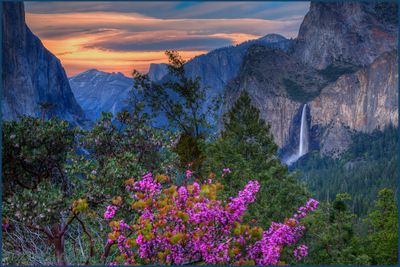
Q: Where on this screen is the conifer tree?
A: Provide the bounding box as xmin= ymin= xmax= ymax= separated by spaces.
xmin=205 ymin=91 xmax=308 ymax=227
xmin=365 ymin=188 xmax=398 ymax=265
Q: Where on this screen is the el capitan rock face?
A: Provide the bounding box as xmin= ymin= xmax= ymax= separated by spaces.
xmin=2 ymin=2 xmax=85 ymax=123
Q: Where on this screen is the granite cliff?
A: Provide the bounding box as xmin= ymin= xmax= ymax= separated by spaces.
xmin=292 ymin=2 xmax=398 ymax=70
xmin=223 ymin=1 xmax=398 ymax=158
xmin=2 ymin=2 xmax=85 ymax=124
xmin=310 ymin=50 xmax=398 ymax=156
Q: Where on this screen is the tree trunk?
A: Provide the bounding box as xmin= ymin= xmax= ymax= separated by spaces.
xmin=51 ymin=224 xmax=67 ymax=265
xmin=53 ymin=235 xmax=66 ymax=265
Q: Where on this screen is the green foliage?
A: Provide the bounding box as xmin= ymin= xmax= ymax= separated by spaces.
xmin=301 ymin=194 xmax=370 ymax=265
xmin=2 ymin=109 xmax=178 ymax=265
xmin=73 ymin=105 xmax=178 ymax=221
xmin=293 ymin=124 xmax=397 ymax=216
xmin=173 ymin=134 xmax=205 ymax=170
xmin=283 ymin=79 xmax=319 ymax=103
xmin=205 ymin=91 xmax=308 ymax=227
xmin=133 ymin=51 xmax=219 ymax=168
xmin=3 ymin=181 xmax=69 ymax=227
xmin=318 ymin=63 xmax=358 ymax=82
xmin=364 ymin=188 xmax=398 ymax=265
xmin=2 ymin=116 xmax=75 ymax=202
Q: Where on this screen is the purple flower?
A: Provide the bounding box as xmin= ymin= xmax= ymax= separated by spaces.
xmin=186 ymin=169 xmax=193 ymax=178
xmin=294 ymin=244 xmax=308 ymax=260
xmin=104 ymin=205 xmax=118 ymax=220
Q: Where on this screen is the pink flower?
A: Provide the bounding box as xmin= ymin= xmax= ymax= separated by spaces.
xmin=105 ymin=171 xmax=318 ymax=266
xmin=293 ymin=244 xmax=308 ymax=260
xmin=192 ymin=182 xmax=200 ymax=194
xmin=104 ymin=205 xmax=118 ymax=220
xmin=178 ymin=186 xmax=188 ymax=202
xmin=2 ymin=222 xmax=9 ymax=230
xmin=185 ymin=169 xmax=193 ymax=178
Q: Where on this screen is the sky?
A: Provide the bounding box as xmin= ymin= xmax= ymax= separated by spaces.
xmin=25 ymin=1 xmax=310 ymax=77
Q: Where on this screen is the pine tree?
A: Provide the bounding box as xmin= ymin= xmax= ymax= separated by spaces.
xmin=365 ymin=188 xmax=398 ymax=265
xmin=301 ymin=193 xmax=370 ymax=265
xmin=205 ymin=91 xmax=308 ymax=227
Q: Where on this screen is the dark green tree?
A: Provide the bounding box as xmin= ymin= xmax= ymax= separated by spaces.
xmin=2 ymin=117 xmax=92 ymax=265
xmin=39 ymin=101 xmax=56 ymax=122
xmin=301 ymin=193 xmax=370 ymax=265
xmin=132 ymin=51 xmax=215 ymax=170
xmin=364 ymin=188 xmax=398 ymax=265
xmin=205 ymin=91 xmax=308 ymax=227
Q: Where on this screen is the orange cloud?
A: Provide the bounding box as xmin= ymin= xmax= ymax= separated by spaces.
xmin=26 ymin=11 xmax=302 ymax=76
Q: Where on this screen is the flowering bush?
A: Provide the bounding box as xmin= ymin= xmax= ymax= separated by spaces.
xmin=104 ymin=172 xmax=318 ymax=265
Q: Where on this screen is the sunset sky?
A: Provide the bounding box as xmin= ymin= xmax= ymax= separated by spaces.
xmin=25 ymin=1 xmax=309 ymax=77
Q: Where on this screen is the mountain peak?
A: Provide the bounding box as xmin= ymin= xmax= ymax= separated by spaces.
xmin=83 ymin=68 xmax=101 ymax=74
xmin=259 ymin=33 xmax=288 ymax=43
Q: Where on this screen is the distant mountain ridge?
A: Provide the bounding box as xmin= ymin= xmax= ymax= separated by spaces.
xmin=69 ymin=69 xmax=134 ymax=121
xmin=147 ymin=33 xmax=293 ymax=125
xmin=73 ymin=33 xmax=293 ymax=123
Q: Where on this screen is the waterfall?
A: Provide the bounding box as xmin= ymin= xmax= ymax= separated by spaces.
xmin=284 ymin=104 xmax=309 ymax=165
xmin=298 ymin=104 xmax=308 ymax=157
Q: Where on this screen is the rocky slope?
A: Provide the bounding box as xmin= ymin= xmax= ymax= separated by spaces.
xmin=69 ymin=69 xmax=134 ymax=121
xmin=147 ymin=34 xmax=293 ymax=125
xmin=223 ymin=1 xmax=398 ymax=158
xmin=2 ymin=2 xmax=85 ymax=124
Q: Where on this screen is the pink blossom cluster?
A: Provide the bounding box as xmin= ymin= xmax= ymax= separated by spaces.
xmin=294 ymin=198 xmax=319 ymax=219
xmin=248 ymin=199 xmax=318 ymax=265
xmin=105 ymin=173 xmax=318 ymax=265
xmin=126 ymin=172 xmax=161 ymax=198
xmin=293 ymin=244 xmax=308 ymax=260
xmin=104 ymin=205 xmax=118 ymax=220
xmin=228 ymin=180 xmax=260 ymax=220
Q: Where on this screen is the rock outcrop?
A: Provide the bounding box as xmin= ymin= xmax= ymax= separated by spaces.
xmin=223 ymin=44 xmax=328 ymax=147
xmin=292 ymin=2 xmax=398 ymax=70
xmin=147 ymin=63 xmax=169 ymax=82
xmin=2 ymin=2 xmax=85 ymax=123
xmin=309 ymin=50 xmax=398 ymax=155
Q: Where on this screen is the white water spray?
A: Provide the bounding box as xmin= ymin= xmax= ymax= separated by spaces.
xmin=298 ymin=104 xmax=308 ymax=157
xmin=284 ymin=104 xmax=309 ymax=165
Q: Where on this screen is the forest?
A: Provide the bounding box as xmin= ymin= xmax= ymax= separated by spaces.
xmin=1 ymin=51 xmax=398 ymax=266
